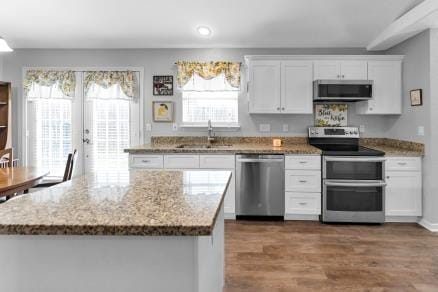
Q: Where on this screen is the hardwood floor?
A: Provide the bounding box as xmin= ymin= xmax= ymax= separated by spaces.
xmin=224 ymin=220 xmax=438 ymax=292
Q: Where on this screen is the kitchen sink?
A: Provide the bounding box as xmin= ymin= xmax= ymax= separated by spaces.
xmin=175 ymin=144 xmax=233 ymax=149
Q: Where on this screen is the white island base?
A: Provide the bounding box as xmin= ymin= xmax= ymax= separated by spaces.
xmin=0 ymin=207 xmax=224 ymax=292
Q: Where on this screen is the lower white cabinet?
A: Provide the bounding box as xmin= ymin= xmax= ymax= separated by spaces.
xmin=385 ymin=157 xmax=422 ymax=217
xmin=129 ymin=154 xmax=236 ymax=216
xmin=285 ymin=192 xmax=321 ymax=215
xmin=284 ymin=155 xmax=322 ymax=218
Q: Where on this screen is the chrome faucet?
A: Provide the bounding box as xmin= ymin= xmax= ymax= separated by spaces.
xmin=207 ymin=120 xmax=215 ymax=143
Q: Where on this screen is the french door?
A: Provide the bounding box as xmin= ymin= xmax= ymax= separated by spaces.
xmin=26 ymin=70 xmax=141 ymax=179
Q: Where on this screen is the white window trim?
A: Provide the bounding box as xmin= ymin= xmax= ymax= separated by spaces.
xmin=21 ymin=66 xmax=144 ymax=170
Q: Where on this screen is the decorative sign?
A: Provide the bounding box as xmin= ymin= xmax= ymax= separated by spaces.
xmin=153 ymin=75 xmax=173 ymax=96
xmin=410 ymin=89 xmax=422 ymax=106
xmin=314 ymin=104 xmax=348 ymax=127
xmin=153 ymin=101 xmax=174 ymax=122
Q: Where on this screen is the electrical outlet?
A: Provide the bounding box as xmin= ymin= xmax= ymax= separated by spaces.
xmin=418 ymin=126 xmax=424 ymax=136
xmin=259 ymin=124 xmax=271 ymax=132
xmin=145 ymin=123 xmax=152 ymax=132
xmin=172 ymin=123 xmax=178 ymax=131
xmin=282 ymin=124 xmax=289 ymax=132
xmin=359 ymin=125 xmax=365 ymax=133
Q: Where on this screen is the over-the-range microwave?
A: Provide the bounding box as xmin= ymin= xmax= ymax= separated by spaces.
xmin=313 ymin=79 xmax=373 ymax=102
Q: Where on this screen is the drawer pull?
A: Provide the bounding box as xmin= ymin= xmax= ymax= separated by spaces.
xmin=299 ymin=161 xmax=308 ymax=164
xmin=299 ymin=180 xmax=308 ymax=183
xmin=298 ymin=202 xmax=308 ymax=205
xmin=142 ymin=160 xmax=150 ymax=163
xmin=397 ymin=162 xmax=407 ymax=166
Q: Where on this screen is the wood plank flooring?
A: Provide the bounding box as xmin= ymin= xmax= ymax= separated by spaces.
xmin=224 ymin=220 xmax=438 ymax=292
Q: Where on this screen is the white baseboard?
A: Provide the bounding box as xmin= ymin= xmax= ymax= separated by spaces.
xmin=224 ymin=213 xmax=235 ymax=220
xmin=419 ymin=219 xmax=438 ymax=232
xmin=284 ymin=214 xmax=320 ymax=221
xmin=385 ymin=216 xmax=420 ymax=223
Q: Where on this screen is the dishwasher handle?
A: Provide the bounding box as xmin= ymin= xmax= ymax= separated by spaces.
xmin=237 ymin=158 xmax=284 ymax=163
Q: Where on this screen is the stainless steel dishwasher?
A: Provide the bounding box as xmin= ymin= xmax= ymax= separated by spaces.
xmin=236 ymin=154 xmax=285 ymax=219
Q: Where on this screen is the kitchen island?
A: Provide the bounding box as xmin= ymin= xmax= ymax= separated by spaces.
xmin=0 ymin=170 xmax=231 ymax=292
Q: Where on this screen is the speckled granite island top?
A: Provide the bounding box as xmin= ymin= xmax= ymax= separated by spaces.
xmin=0 ymin=170 xmax=232 ymax=236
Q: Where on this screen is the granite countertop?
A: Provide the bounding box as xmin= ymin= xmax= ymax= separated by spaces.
xmin=0 ymin=170 xmax=232 ymax=236
xmin=125 ymin=136 xmax=424 ymax=157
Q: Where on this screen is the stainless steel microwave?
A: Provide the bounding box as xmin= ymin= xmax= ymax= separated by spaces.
xmin=313 ymin=80 xmax=373 ymax=102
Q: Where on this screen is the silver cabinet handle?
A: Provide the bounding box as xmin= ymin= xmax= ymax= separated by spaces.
xmin=397 ymin=162 xmax=407 ymax=165
xmin=299 ymin=180 xmax=308 ymax=183
xmin=337 ymin=75 xmax=340 ymax=78
xmin=325 ymin=181 xmax=387 ymax=187
xmin=277 ymin=107 xmax=280 ymax=111
xmin=298 ymin=202 xmax=308 ymax=205
xmin=299 ymin=161 xmax=308 ymax=164
xmin=342 ymin=75 xmax=345 ymax=78
xmin=142 ymin=160 xmax=150 ymax=163
xmin=281 ymin=107 xmax=285 ymax=110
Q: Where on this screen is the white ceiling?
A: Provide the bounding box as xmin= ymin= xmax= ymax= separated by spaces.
xmin=0 ymin=0 xmax=424 ymax=49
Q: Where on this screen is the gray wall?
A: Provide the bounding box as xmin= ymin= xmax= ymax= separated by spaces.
xmin=2 ymin=48 xmax=389 ymax=160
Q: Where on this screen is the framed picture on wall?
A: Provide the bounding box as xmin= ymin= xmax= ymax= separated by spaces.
xmin=410 ymin=89 xmax=422 ymax=106
xmin=153 ymin=75 xmax=173 ymax=96
xmin=153 ymin=101 xmax=174 ymax=122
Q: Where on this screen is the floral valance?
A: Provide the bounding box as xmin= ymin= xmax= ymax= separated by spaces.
xmin=176 ymin=61 xmax=241 ymax=89
xmin=84 ymin=71 xmax=137 ymax=100
xmin=24 ymin=70 xmax=76 ymax=99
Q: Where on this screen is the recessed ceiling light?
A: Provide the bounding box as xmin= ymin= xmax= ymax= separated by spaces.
xmin=197 ymin=26 xmax=212 ymax=36
xmin=0 ymin=37 xmax=13 ymax=52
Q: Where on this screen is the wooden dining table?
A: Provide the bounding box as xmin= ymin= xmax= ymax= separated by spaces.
xmin=0 ymin=167 xmax=49 ymax=198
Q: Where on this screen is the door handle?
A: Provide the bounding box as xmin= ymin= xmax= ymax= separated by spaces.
xmin=324 ymin=181 xmax=387 ymax=187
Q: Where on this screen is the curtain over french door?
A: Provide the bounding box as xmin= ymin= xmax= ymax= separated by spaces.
xmin=26 ymin=70 xmax=141 ymax=179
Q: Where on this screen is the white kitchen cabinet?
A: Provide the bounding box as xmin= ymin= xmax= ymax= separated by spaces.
xmin=285 ymin=155 xmax=321 ymax=170
xmin=280 ymin=61 xmax=313 ymax=114
xmin=248 ymin=60 xmax=313 ymax=114
xmin=129 ymin=155 xmax=164 ymax=169
xmin=200 ymin=155 xmax=236 ymax=216
xmin=285 ymin=170 xmax=321 ymax=193
xmin=385 ymin=157 xmax=422 ymax=217
xmin=164 ymin=155 xmax=200 ymax=169
xmin=285 ymin=192 xmax=321 ymax=215
xmin=248 ymin=60 xmax=281 ymax=113
xmin=356 ymin=60 xmax=402 ymax=115
xmin=313 ymin=60 xmax=367 ymax=80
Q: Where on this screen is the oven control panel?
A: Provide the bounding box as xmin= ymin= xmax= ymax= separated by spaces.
xmin=308 ymin=127 xmax=360 ymax=138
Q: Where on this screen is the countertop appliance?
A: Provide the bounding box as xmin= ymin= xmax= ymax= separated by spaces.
xmin=313 ymin=80 xmax=373 ymax=102
xmin=308 ymin=127 xmax=386 ymax=223
xmin=236 ymin=154 xmax=284 ymax=219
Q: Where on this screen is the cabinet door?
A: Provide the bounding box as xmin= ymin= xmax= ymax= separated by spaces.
xmin=340 ymin=61 xmax=367 ymax=80
xmin=357 ymin=61 xmax=402 ymax=115
xmin=386 ymin=171 xmax=422 ymax=216
xmin=313 ymin=61 xmax=341 ymax=80
xmin=248 ymin=60 xmax=281 ymax=113
xmin=281 ymin=61 xmax=313 ymax=114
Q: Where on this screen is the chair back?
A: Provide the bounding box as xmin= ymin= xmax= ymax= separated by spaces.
xmin=62 ymin=149 xmax=77 ymax=182
xmin=0 ymin=148 xmax=13 ymax=168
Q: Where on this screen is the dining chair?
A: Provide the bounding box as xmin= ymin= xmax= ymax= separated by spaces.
xmin=34 ymin=149 xmax=78 ymax=188
xmin=0 ymin=148 xmax=13 ymax=168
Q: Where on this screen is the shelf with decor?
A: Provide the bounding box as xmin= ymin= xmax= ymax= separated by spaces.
xmin=0 ymin=81 xmax=12 ymax=150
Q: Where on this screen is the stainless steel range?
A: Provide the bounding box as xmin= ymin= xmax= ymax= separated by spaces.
xmin=308 ymin=126 xmax=386 ymax=223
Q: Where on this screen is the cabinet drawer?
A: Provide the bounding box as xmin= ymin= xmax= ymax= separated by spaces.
xmin=285 ymin=170 xmax=321 ymax=192
xmin=200 ymin=155 xmax=235 ymax=169
xmin=130 ymin=155 xmax=163 ymax=169
xmin=164 ymin=155 xmax=200 ymax=169
xmin=285 ymin=192 xmax=321 ymax=215
xmin=285 ymin=155 xmax=321 ymax=170
xmin=386 ymin=157 xmax=421 ymax=172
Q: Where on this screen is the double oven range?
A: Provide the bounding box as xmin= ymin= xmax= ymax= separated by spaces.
xmin=308 ymin=127 xmax=386 ymax=223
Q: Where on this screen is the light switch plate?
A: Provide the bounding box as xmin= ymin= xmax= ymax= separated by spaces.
xmin=282 ymin=124 xmax=289 ymax=132
xmin=172 ymin=123 xmax=178 ymax=131
xmin=259 ymin=124 xmax=271 ymax=132
xmin=145 ymin=123 xmax=152 ymax=132
xmin=418 ymin=126 xmax=424 ymax=136
xmin=359 ymin=125 xmax=365 ymax=133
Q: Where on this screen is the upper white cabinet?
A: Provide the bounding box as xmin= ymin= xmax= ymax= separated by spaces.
xmin=313 ymin=60 xmax=367 ymax=80
xmin=248 ymin=60 xmax=313 ymax=114
xmin=281 ymin=61 xmax=313 ymax=114
xmin=356 ymin=60 xmax=402 ymax=115
xmin=248 ymin=60 xmax=281 ymax=113
xmin=245 ymin=55 xmax=403 ymax=116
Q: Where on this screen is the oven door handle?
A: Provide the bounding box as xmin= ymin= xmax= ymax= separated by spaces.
xmin=324 ymin=157 xmax=386 ymax=162
xmin=324 ymin=181 xmax=387 ymax=187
